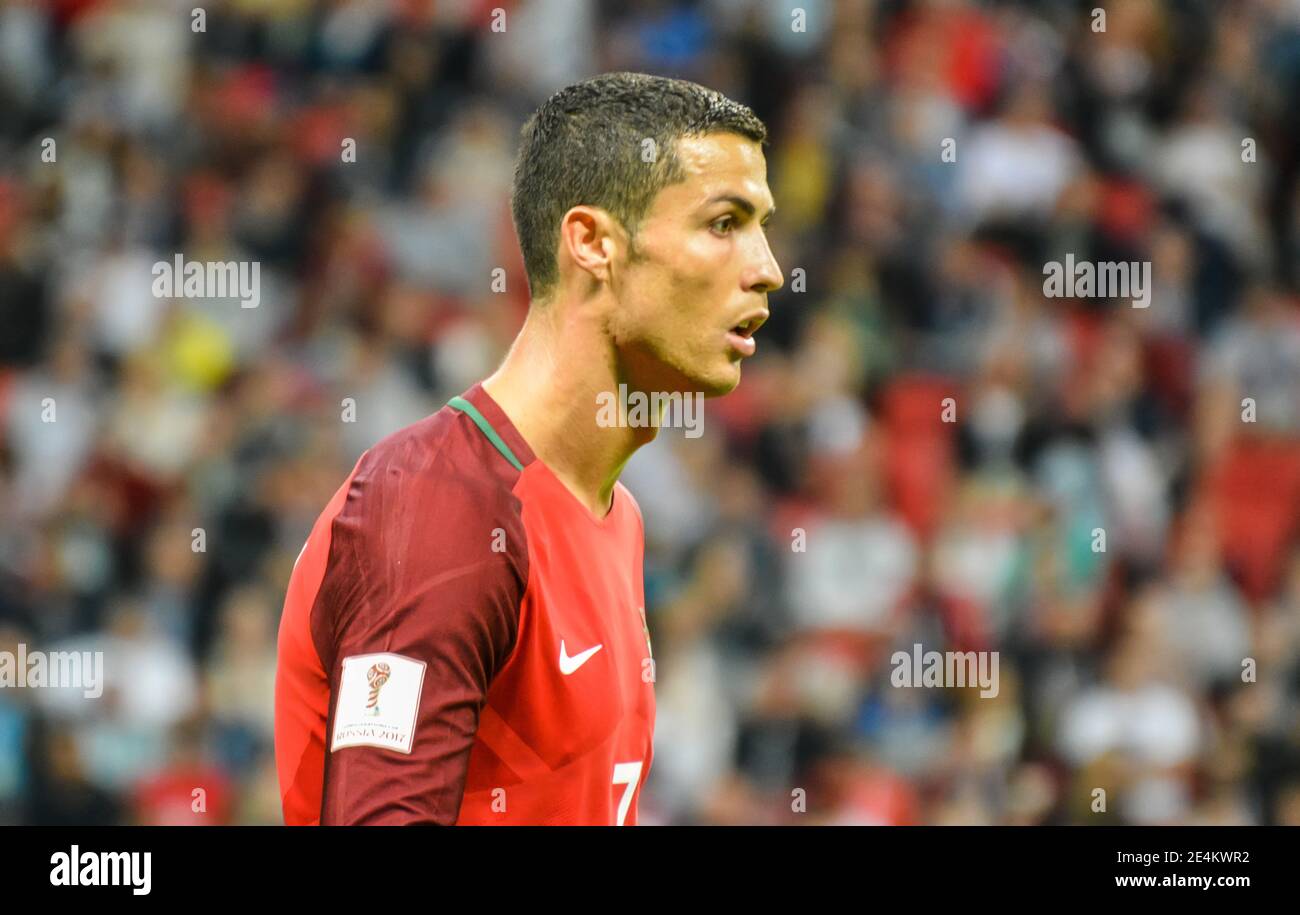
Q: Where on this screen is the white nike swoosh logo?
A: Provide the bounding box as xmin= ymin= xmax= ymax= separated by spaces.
xmin=559 ymin=640 xmax=603 ymax=675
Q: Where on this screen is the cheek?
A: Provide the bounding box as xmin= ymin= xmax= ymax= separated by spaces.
xmin=619 ymin=237 xmax=730 ymax=347
xmin=622 ymin=273 xmax=686 ymax=332
xmin=664 ymin=242 xmax=732 ymax=322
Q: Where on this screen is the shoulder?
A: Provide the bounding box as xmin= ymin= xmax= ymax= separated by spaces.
xmin=349 ymin=405 xmax=526 ymax=528
xmin=329 ymin=405 xmax=531 ymax=597
xmin=311 ymin=406 xmax=531 ymax=665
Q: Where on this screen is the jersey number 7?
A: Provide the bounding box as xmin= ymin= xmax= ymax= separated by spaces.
xmin=612 ymin=761 xmax=643 ymax=826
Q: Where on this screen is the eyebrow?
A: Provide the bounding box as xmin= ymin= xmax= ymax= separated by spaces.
xmin=704 ymin=194 xmax=776 ymax=222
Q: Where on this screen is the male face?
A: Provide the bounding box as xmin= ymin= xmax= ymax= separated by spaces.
xmin=607 ymin=132 xmax=783 ymax=397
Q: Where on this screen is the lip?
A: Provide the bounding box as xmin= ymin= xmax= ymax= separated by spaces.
xmin=726 ymin=308 xmax=769 ymax=357
xmin=726 ymin=329 xmax=757 ymax=356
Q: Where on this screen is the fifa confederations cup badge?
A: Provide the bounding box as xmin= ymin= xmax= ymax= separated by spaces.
xmin=366 ymin=662 xmax=391 ymax=716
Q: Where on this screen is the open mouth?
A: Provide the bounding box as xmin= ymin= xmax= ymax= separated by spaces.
xmin=726 ymin=315 xmax=764 ymax=356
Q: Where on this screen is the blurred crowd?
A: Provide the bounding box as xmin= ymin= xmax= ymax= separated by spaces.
xmin=1 ymin=0 xmax=1299 ymax=825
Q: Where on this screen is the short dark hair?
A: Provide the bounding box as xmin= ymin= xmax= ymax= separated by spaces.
xmin=510 ymin=72 xmax=768 ymax=302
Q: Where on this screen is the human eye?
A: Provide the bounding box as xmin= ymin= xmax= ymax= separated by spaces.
xmin=710 ymin=214 xmax=736 ymax=235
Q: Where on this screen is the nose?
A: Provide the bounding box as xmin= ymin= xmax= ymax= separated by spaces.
xmin=744 ymin=229 xmax=783 ymax=294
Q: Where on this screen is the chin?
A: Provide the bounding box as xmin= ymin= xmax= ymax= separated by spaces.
xmin=693 ymin=361 xmax=743 ymax=398
xmin=627 ymin=347 xmax=741 ymax=398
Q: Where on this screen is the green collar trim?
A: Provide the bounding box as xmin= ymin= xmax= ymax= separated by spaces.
xmin=448 ymin=396 xmax=525 ymax=472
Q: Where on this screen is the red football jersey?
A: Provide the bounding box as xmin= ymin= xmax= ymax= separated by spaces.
xmin=274 ymin=382 xmax=655 ymax=825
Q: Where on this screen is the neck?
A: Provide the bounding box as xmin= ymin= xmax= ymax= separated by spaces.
xmin=482 ymin=300 xmax=655 ymax=518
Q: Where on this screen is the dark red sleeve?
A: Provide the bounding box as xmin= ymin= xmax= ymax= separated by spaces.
xmin=312 ymin=427 xmax=529 ymax=826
